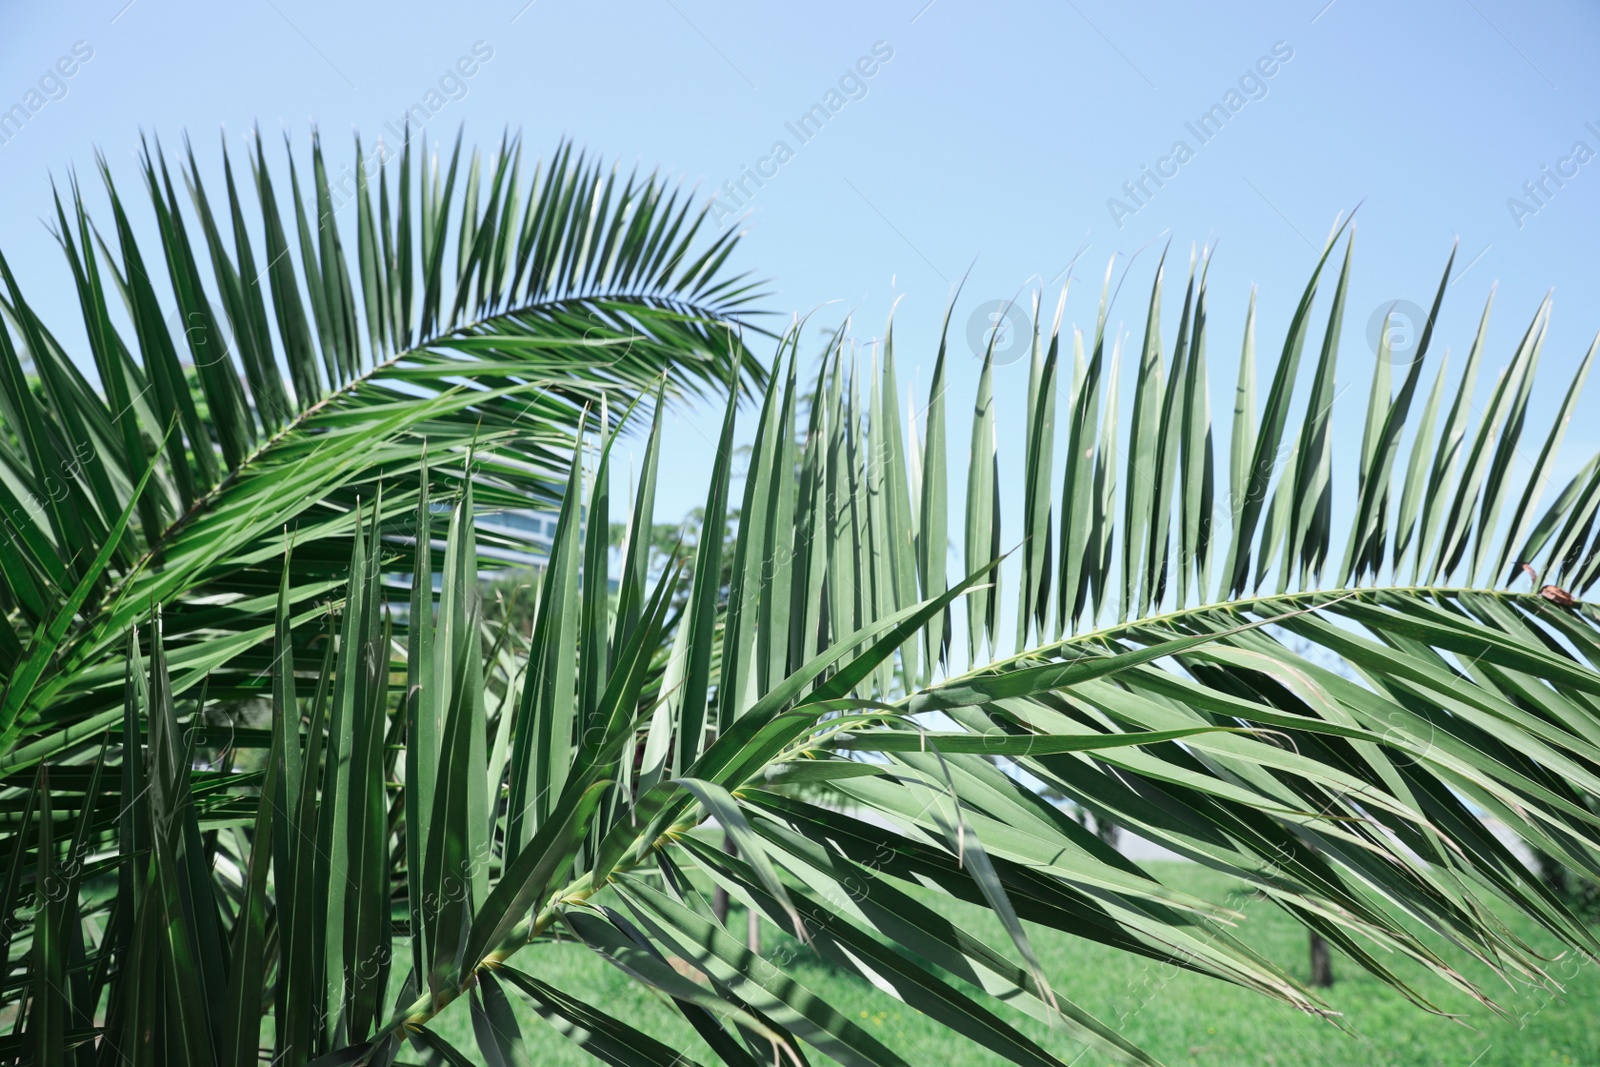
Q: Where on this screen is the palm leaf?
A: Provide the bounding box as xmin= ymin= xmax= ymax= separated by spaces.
xmin=6 ymin=140 xmax=1600 ymax=1067
xmin=0 ymin=128 xmax=765 ymax=768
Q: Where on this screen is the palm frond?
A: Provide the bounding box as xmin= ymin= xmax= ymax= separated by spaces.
xmin=0 ymin=128 xmax=765 ymax=761
xmin=4 ymin=173 xmax=1600 ymax=1067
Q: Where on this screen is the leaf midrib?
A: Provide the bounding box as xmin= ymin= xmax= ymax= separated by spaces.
xmin=98 ymin=290 xmax=746 ymax=610
xmin=930 ymin=583 xmax=1584 ymax=691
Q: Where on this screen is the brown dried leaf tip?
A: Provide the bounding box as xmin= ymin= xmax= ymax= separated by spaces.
xmin=1539 ymin=584 xmax=1578 ymax=608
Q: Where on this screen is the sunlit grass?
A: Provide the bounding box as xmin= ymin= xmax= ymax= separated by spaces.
xmin=425 ymin=860 xmax=1599 ymax=1066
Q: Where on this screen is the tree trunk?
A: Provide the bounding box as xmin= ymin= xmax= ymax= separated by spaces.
xmin=712 ymin=834 xmax=762 ymax=947
xmin=712 ymin=832 xmax=734 ymax=925
xmin=1305 ymin=833 xmax=1335 ymax=987
xmin=712 ymin=883 xmax=729 ymax=925
xmin=1308 ymin=932 xmax=1334 ymax=987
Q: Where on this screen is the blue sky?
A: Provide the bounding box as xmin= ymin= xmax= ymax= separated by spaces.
xmin=3 ymin=0 xmax=1598 ymax=573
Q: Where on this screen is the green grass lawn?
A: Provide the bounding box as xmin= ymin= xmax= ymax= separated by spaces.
xmin=424 ymin=860 xmax=1599 ymax=1066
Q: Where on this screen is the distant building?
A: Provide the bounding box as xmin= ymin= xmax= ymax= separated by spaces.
xmin=477 ymin=507 xmax=620 ymax=593
xmin=477 ymin=508 xmax=562 ymax=575
xmin=385 ymin=508 xmax=561 ymax=612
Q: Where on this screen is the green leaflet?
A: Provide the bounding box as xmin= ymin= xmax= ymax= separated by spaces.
xmin=9 ymin=147 xmax=1600 ymax=1067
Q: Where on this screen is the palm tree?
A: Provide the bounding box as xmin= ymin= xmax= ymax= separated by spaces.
xmin=2 ymin=135 xmax=1600 ymax=1067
